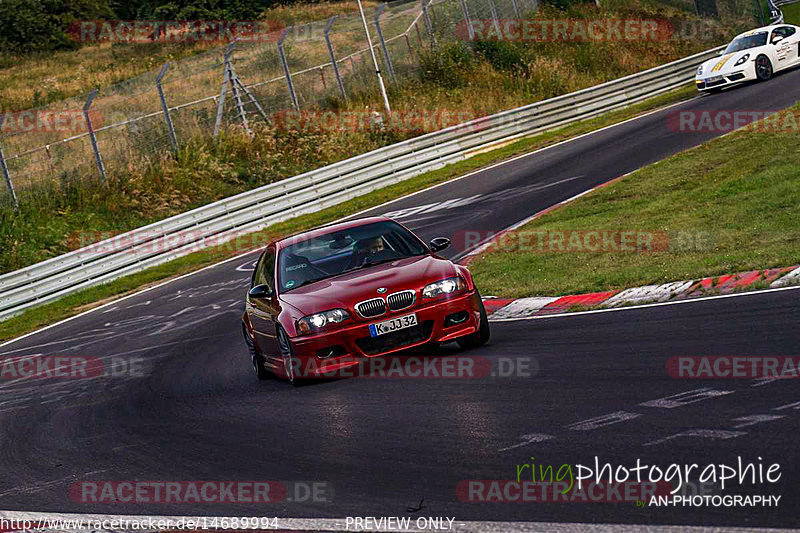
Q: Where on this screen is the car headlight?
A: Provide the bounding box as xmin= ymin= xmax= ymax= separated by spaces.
xmin=422 ymin=276 xmax=467 ymax=299
xmin=734 ymin=53 xmax=749 ymax=66
xmin=297 ymin=308 xmax=351 ymax=334
xmin=696 ymin=65 xmax=704 ymax=76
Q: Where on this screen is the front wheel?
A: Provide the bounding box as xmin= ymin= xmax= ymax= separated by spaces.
xmin=456 ymin=295 xmax=490 ymax=349
xmin=243 ymin=323 xmax=270 ymax=381
xmin=756 ymin=55 xmax=773 ymax=81
xmin=277 ymin=327 xmax=301 ymax=386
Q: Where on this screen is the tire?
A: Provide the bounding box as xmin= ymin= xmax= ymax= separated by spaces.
xmin=456 ymin=294 xmax=490 ymax=350
xmin=277 ymin=327 xmax=301 ymax=386
xmin=756 ymin=55 xmax=773 ymax=82
xmin=243 ymin=323 xmax=270 ymax=381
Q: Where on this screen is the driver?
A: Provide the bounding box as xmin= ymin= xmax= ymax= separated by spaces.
xmin=348 ymin=236 xmax=387 ymax=268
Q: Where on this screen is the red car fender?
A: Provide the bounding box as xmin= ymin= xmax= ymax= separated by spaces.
xmin=454 ymin=264 xmax=477 ymax=292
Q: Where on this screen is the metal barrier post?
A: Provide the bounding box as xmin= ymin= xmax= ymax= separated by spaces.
xmin=83 ymin=89 xmax=106 ymax=183
xmin=325 ymin=16 xmax=347 ymax=100
xmin=278 ymin=30 xmax=300 ymax=111
xmin=156 ymin=62 xmax=178 ymax=151
xmin=422 ymin=0 xmax=437 ymax=48
xmin=213 ymin=43 xmax=235 ymax=138
xmin=459 ymin=0 xmax=474 ymax=41
xmin=374 ymin=4 xmax=396 ymax=83
xmin=0 ymin=128 xmax=19 ymax=211
xmin=487 ymin=0 xmax=501 ymax=35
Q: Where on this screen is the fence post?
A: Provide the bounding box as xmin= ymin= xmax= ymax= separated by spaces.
xmin=156 ymin=62 xmax=178 ymax=152
xmin=422 ymin=0 xmax=438 ymax=48
xmin=374 ymin=4 xmax=396 ymax=83
xmin=278 ymin=30 xmax=300 ymax=111
xmin=755 ymin=0 xmax=766 ymax=25
xmin=83 ymin=89 xmax=106 ymax=183
xmin=459 ymin=0 xmax=474 ymax=41
xmin=213 ymin=43 xmax=235 ymax=138
xmin=0 ymin=128 xmax=18 ymax=211
xmin=324 ymin=16 xmax=347 ymax=100
xmin=487 ymin=0 xmax=501 ymax=35
xmin=224 ymin=49 xmax=251 ymax=135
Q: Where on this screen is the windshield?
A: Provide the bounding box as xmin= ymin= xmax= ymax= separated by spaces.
xmin=277 ymin=220 xmax=428 ymax=291
xmin=724 ymin=32 xmax=767 ymax=53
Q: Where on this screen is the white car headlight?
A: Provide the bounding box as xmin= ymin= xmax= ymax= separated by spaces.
xmin=422 ymin=276 xmax=467 ymax=299
xmin=297 ymin=308 xmax=351 ymax=334
xmin=734 ymin=53 xmax=749 ymax=66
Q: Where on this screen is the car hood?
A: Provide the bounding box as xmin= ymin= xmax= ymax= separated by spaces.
xmin=698 ymin=50 xmax=754 ymax=76
xmin=278 ymin=254 xmax=458 ymax=317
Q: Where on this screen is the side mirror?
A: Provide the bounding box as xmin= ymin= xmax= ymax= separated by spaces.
xmin=717 ymin=49 xmax=724 ymax=56
xmin=772 ymin=36 xmax=784 ymax=45
xmin=429 ymin=237 xmax=451 ymax=253
xmin=248 ymin=284 xmax=273 ymax=299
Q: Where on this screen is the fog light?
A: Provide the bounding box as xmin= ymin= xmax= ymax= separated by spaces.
xmin=444 ymin=311 xmax=469 ymax=327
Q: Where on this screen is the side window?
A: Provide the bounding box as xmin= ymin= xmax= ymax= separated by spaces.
xmin=251 ymin=253 xmax=266 ymax=288
xmin=262 ymin=249 xmax=276 ymax=290
xmin=251 ymin=248 xmax=275 ymax=289
xmin=783 ymin=27 xmax=796 ymax=37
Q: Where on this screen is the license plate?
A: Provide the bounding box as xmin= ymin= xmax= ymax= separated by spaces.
xmin=369 ymin=313 xmax=418 ymax=337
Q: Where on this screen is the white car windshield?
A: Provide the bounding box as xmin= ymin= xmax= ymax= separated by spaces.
xmin=724 ymin=32 xmax=767 ymax=53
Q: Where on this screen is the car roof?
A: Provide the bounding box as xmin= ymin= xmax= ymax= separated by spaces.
xmin=734 ymin=24 xmax=794 ymax=39
xmin=272 ymin=216 xmax=394 ymax=249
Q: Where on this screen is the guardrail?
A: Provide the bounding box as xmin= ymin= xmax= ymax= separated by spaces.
xmin=0 ymin=46 xmax=722 ymax=322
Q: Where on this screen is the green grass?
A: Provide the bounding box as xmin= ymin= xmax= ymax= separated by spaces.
xmin=0 ymin=85 xmax=697 ymax=342
xmin=781 ymin=2 xmax=800 ymax=24
xmin=467 ymin=104 xmax=800 ymax=298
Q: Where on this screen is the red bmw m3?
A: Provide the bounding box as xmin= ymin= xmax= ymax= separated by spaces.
xmin=241 ymin=216 xmax=490 ymax=384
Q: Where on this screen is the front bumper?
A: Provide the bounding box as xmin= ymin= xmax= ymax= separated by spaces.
xmin=695 ymin=66 xmax=753 ymax=91
xmin=288 ymin=290 xmax=482 ymax=377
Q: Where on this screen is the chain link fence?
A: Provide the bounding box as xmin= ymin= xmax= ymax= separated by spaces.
xmin=0 ymin=0 xmax=763 ymax=212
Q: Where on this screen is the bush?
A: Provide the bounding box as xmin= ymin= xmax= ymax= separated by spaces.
xmin=419 ymin=42 xmax=477 ymax=89
xmin=0 ymin=0 xmax=112 ymax=53
xmin=472 ymin=40 xmax=529 ymax=74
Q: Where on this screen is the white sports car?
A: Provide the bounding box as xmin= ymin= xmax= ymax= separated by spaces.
xmin=695 ymin=24 xmax=800 ymax=92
